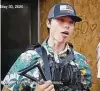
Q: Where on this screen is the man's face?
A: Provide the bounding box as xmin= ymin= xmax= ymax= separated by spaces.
xmin=47 ymin=16 xmax=75 ymax=43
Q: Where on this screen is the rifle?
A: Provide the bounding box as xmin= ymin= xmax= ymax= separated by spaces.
xmin=18 ymin=61 xmax=63 ymax=85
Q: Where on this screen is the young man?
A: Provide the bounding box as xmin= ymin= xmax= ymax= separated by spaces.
xmin=2 ymin=3 xmax=92 ymax=91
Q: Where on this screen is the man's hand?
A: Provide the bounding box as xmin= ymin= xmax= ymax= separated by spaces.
xmin=35 ymin=80 xmax=55 ymax=91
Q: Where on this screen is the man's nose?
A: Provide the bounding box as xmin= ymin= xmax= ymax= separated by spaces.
xmin=64 ymin=23 xmax=70 ymax=29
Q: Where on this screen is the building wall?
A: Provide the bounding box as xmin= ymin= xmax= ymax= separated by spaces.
xmin=40 ymin=0 xmax=100 ymax=91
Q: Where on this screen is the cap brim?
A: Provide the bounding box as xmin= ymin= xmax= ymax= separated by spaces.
xmin=53 ymin=14 xmax=82 ymax=22
xmin=67 ymin=15 xmax=82 ymax=22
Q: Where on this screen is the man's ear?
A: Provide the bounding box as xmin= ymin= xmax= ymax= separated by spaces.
xmin=46 ymin=19 xmax=51 ymax=28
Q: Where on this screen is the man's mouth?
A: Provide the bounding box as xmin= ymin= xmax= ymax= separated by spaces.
xmin=61 ymin=31 xmax=69 ymax=36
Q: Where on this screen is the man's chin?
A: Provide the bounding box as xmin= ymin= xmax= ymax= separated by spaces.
xmin=57 ymin=38 xmax=68 ymax=43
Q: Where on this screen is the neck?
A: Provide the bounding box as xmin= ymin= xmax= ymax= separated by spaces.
xmin=48 ymin=37 xmax=66 ymax=53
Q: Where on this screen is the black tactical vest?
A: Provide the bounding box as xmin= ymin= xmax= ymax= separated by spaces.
xmin=42 ymin=45 xmax=85 ymax=91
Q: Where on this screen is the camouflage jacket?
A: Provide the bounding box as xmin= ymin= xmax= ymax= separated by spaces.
xmin=1 ymin=40 xmax=92 ymax=91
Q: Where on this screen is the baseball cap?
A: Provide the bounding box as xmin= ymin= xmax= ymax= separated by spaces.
xmin=48 ymin=3 xmax=82 ymax=22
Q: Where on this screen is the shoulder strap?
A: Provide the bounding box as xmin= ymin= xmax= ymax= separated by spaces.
xmin=35 ymin=46 xmax=52 ymax=81
xmin=18 ymin=44 xmax=51 ymax=82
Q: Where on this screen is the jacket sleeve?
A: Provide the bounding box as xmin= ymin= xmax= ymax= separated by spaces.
xmin=1 ymin=50 xmax=41 ymax=91
xmin=80 ymin=58 xmax=92 ymax=88
xmin=74 ymin=52 xmax=92 ymax=89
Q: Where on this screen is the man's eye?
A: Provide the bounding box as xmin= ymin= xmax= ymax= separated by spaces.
xmin=59 ymin=19 xmax=64 ymax=22
xmin=70 ymin=21 xmax=75 ymax=25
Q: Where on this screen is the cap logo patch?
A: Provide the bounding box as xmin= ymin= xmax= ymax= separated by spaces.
xmin=60 ymin=5 xmax=74 ymax=15
xmin=60 ymin=5 xmax=68 ymax=10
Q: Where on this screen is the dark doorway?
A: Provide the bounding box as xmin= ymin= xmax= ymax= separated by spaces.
xmin=1 ymin=0 xmax=39 ymax=85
